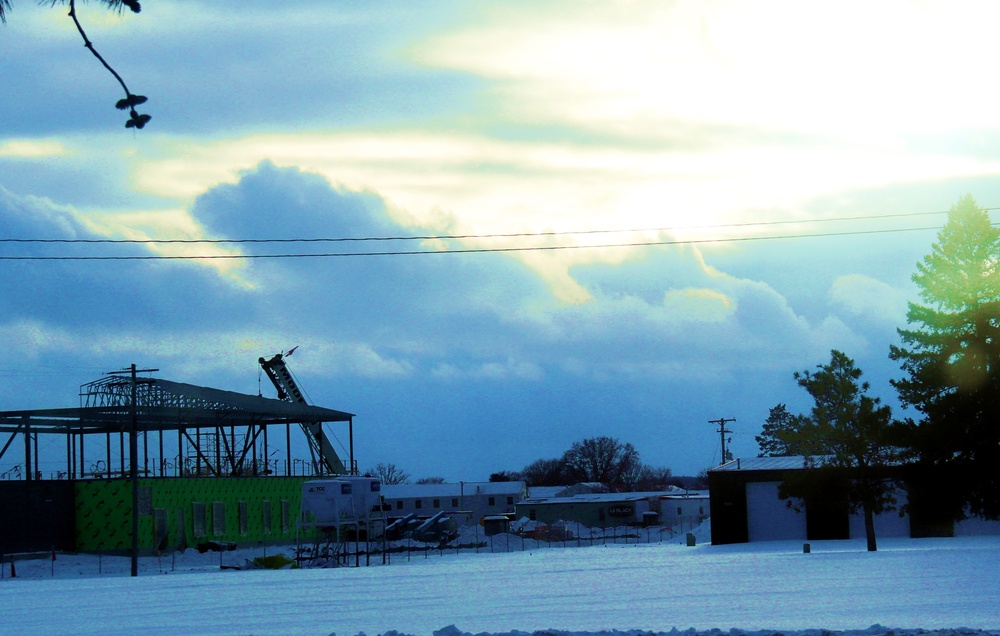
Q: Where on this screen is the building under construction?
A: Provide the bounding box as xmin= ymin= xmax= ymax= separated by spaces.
xmin=0 ymin=354 xmax=359 ymax=554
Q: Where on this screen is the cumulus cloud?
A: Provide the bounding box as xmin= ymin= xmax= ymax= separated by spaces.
xmin=494 ymin=240 xmax=874 ymax=388
xmin=6 ymin=1 xmax=982 ymax=477
xmin=192 ymin=161 xmax=395 ymax=241
xmin=430 ymin=359 xmax=543 ymax=381
xmin=662 ymin=288 xmax=734 ymax=323
xmin=286 ymin=341 xmax=415 ymax=380
xmin=0 ymin=140 xmax=69 ymax=158
xmin=0 ymin=320 xmax=77 ymax=360
xmin=0 ymin=186 xmax=86 ymax=240
xmin=830 ymin=274 xmax=909 ymax=326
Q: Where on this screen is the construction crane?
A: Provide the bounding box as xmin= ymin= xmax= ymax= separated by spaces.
xmin=259 ymin=352 xmax=347 ymax=475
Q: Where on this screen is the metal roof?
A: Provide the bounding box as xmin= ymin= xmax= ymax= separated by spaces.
xmin=519 ymin=492 xmax=656 ymax=505
xmin=709 ymin=455 xmax=832 ymax=472
xmin=0 ymin=377 xmax=353 ymax=435
xmin=382 ymin=481 xmax=527 ymax=499
xmin=518 ymin=490 xmax=709 ymax=505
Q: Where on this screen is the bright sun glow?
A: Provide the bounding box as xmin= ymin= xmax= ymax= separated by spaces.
xmin=79 ymin=0 xmax=1000 ymax=301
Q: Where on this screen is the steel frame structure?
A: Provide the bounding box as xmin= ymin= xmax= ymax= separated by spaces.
xmin=0 ymin=372 xmax=356 ymax=481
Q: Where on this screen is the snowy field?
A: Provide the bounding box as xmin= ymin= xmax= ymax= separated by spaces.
xmin=1 ymin=530 xmax=998 ymax=636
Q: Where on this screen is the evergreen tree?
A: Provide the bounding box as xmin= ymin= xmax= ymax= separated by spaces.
xmin=889 ymin=194 xmax=1000 ymax=520
xmin=781 ymin=350 xmax=902 ymax=551
xmin=756 ymin=403 xmax=826 ymax=457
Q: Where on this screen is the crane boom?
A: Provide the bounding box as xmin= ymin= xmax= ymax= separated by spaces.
xmin=259 ymin=353 xmax=347 ymax=474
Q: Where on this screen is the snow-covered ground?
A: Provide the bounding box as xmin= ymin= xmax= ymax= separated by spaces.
xmin=1 ymin=526 xmax=998 ymax=636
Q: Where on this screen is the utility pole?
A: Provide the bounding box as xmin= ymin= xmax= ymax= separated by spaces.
xmin=709 ymin=417 xmax=736 ymax=465
xmin=129 ymin=364 xmax=139 ymax=577
xmin=108 ymin=364 xmax=157 ymax=577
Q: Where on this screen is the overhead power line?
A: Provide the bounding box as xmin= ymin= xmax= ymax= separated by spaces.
xmin=0 ymin=207 xmax=997 ymax=261
xmin=0 ymin=206 xmax=985 ymax=246
xmin=0 ymin=224 xmax=969 ymax=261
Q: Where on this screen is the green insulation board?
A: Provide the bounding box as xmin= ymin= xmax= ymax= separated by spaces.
xmin=73 ymin=477 xmax=315 ymax=552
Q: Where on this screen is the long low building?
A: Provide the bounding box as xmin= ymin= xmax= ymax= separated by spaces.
xmin=381 ymin=481 xmax=527 ymax=524
xmin=514 ymin=487 xmax=709 ymax=529
xmin=708 ymin=456 xmax=1000 ymax=544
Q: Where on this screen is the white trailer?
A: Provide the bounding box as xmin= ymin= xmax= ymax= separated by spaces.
xmin=297 ymin=478 xmax=387 ymax=566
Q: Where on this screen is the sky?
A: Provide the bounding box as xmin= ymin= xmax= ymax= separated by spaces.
xmin=3 ymin=0 xmax=1000 ymax=480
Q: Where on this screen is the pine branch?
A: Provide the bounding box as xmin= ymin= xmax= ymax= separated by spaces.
xmin=67 ymin=0 xmax=150 ymax=128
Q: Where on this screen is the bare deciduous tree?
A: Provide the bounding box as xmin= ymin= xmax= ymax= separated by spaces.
xmin=365 ymin=462 xmax=410 ymax=485
xmin=489 ymin=470 xmax=519 ymax=482
xmin=562 ymin=436 xmax=641 ymax=491
xmin=519 ymin=458 xmax=567 ymax=487
xmin=415 ymin=476 xmax=445 ymax=484
xmin=506 ymin=439 xmax=675 ymax=491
